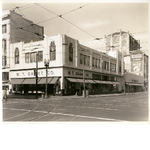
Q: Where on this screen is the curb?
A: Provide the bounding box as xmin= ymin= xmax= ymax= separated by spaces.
xmin=5 ymin=92 xmax=147 ymax=100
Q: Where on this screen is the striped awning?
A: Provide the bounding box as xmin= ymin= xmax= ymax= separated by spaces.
xmin=113 ymin=82 xmax=120 ymax=85
xmin=49 ymin=77 xmax=59 ymax=84
xmin=22 ymin=78 xmax=36 ymax=84
xmin=66 ymin=78 xmax=79 ymax=82
xmin=38 ymin=77 xmax=53 ymax=84
xmin=86 ymin=79 xmax=96 ymax=84
xmin=106 ymin=81 xmax=114 ymax=84
xmin=10 ymin=78 xmax=25 ymax=84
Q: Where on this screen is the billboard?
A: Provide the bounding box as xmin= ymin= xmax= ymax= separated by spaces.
xmin=130 ymin=54 xmax=143 ymax=61
xmin=131 ymin=61 xmax=142 ymax=72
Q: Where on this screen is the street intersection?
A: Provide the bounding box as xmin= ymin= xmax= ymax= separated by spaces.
xmin=2 ymin=92 xmax=149 ymax=122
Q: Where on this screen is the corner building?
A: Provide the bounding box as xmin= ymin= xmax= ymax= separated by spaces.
xmin=10 ymin=34 xmax=124 ymax=96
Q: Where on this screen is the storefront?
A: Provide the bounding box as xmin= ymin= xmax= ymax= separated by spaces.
xmin=124 ymin=72 xmax=144 ymax=93
xmin=63 ymin=67 xmax=120 ymax=95
xmin=10 ymin=68 xmax=62 ymax=95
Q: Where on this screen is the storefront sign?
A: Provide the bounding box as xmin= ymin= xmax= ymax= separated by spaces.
xmin=131 ymin=61 xmax=142 ymax=72
xmin=65 ymin=69 xmax=92 ymax=78
xmin=23 ymin=43 xmax=44 ymax=51
xmin=10 ymin=68 xmax=62 ymax=78
xmin=131 ymin=54 xmax=143 ymax=61
xmin=132 ymin=79 xmax=138 ymax=83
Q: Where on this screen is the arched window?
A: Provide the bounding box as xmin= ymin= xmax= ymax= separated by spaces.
xmin=15 ymin=48 xmax=19 ymax=64
xmin=50 ymin=41 xmax=56 ymax=60
xmin=69 ymin=43 xmax=73 ymax=62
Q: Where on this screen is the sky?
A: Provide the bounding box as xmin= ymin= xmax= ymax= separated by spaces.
xmin=1 ymin=1 xmax=149 ymax=50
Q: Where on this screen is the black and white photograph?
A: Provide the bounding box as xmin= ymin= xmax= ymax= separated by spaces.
xmin=1 ymin=0 xmax=150 ymax=150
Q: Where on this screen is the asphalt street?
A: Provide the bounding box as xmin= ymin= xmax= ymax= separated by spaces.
xmin=2 ymin=92 xmax=149 ymax=122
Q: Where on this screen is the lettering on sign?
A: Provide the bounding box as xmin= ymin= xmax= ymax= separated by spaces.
xmin=68 ymin=70 xmax=90 ymax=77
xmin=132 ymin=79 xmax=138 ymax=83
xmin=23 ymin=43 xmax=44 ymax=51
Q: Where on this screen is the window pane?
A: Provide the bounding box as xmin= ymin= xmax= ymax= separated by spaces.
xmin=69 ymin=43 xmax=73 ymax=62
xmin=87 ymin=56 xmax=90 ymax=65
xmin=38 ymin=51 xmax=43 ymax=62
xmin=2 ymin=39 xmax=6 ymax=52
xmin=15 ymin=48 xmax=19 ymax=64
xmin=80 ymin=54 xmax=82 ymax=64
xmin=50 ymin=41 xmax=56 ymax=61
xmin=2 ymin=56 xmax=6 ymax=66
xmin=2 ymin=25 xmax=7 ymax=33
xmin=25 ymin=53 xmax=29 ymax=63
xmin=30 ymin=52 xmax=36 ymax=63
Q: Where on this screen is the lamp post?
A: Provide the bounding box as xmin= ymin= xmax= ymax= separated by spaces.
xmin=83 ymin=67 xmax=86 ymax=97
xmin=44 ymin=59 xmax=49 ymax=98
xmin=36 ymin=52 xmax=38 ymax=99
xmin=80 ymin=48 xmax=86 ymax=97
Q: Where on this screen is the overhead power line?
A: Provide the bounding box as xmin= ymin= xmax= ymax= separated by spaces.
xmin=35 ymin=3 xmax=97 ymax=39
xmin=34 ymin=3 xmax=90 ymax=25
xmin=15 ymin=7 xmax=35 ymax=29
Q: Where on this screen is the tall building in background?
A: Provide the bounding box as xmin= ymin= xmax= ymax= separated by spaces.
xmin=2 ymin=10 xmax=44 ymax=90
xmin=104 ymin=30 xmax=141 ymax=55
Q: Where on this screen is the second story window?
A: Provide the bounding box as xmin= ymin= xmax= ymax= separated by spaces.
xmin=119 ymin=61 xmax=121 ymax=72
xmin=2 ymin=39 xmax=6 ymax=52
xmin=38 ymin=51 xmax=43 ymax=62
xmin=69 ymin=43 xmax=73 ymax=62
xmin=2 ymin=24 xmax=7 ymax=33
xmin=25 ymin=51 xmax=43 ymax=63
xmin=30 ymin=52 xmax=36 ymax=63
xmin=15 ymin=48 xmax=19 ymax=64
xmin=25 ymin=53 xmax=30 ymax=63
xmin=80 ymin=54 xmax=83 ymax=64
xmin=2 ymin=56 xmax=6 ymax=66
xmin=50 ymin=41 xmax=56 ymax=61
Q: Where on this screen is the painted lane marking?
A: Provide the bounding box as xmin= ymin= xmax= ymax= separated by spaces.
xmin=50 ymin=112 xmax=129 ymax=122
xmin=3 ymin=111 xmax=30 ymax=121
xmin=3 ymin=108 xmax=31 ymax=112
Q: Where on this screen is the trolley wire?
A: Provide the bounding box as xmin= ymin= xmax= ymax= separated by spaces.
xmin=35 ymin=3 xmax=97 ymax=39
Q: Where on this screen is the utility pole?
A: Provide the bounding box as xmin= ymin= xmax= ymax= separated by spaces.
xmin=36 ymin=52 xmax=38 ymax=99
xmin=83 ymin=67 xmax=86 ymax=97
xmin=44 ymin=59 xmax=49 ymax=98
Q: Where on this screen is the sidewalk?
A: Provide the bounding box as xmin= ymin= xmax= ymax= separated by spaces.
xmin=5 ymin=91 xmax=147 ymax=100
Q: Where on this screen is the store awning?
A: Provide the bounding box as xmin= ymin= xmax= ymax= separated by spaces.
xmin=106 ymin=81 xmax=114 ymax=84
xmin=126 ymin=83 xmax=143 ymax=86
xmin=22 ymin=78 xmax=36 ymax=84
xmin=93 ymin=80 xmax=109 ymax=84
xmin=49 ymin=77 xmax=59 ymax=84
xmin=76 ymin=78 xmax=89 ymax=83
xmin=100 ymin=81 xmax=109 ymax=84
xmin=112 ymin=82 xmax=120 ymax=85
xmin=86 ymin=79 xmax=96 ymax=84
xmin=66 ymin=78 xmax=79 ymax=82
xmin=93 ymin=80 xmax=102 ymax=84
xmin=11 ymin=78 xmax=25 ymax=84
xmin=38 ymin=77 xmax=53 ymax=84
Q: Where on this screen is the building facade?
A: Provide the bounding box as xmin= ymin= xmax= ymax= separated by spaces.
xmin=9 ymin=34 xmax=125 ymax=96
xmin=124 ymin=72 xmax=144 ymax=93
xmin=2 ymin=10 xmax=44 ymax=90
xmin=105 ymin=30 xmax=140 ymax=55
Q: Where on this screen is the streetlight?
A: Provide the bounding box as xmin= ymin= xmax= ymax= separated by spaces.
xmin=36 ymin=52 xmax=38 ymax=99
xmin=80 ymin=48 xmax=86 ymax=97
xmin=83 ymin=67 xmax=86 ymax=97
xmin=44 ymin=59 xmax=49 ymax=98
